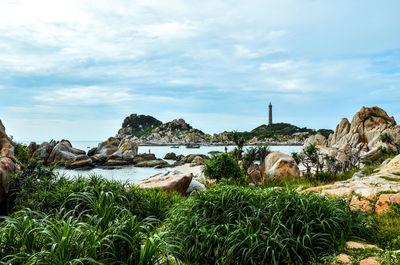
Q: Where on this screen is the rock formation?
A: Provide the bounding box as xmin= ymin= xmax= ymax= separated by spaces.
xmin=116 ymin=114 xmax=212 ymax=144
xmin=135 ymin=171 xmax=193 ymax=194
xmin=303 ymin=153 xmax=400 ymax=214
xmin=31 ymin=140 xmax=87 ymax=167
xmin=302 ymin=106 xmax=400 ymax=164
xmin=0 ymin=120 xmax=17 ymax=206
xmin=262 ymin=151 xmax=300 ymax=179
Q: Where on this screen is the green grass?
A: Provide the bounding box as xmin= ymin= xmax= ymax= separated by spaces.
xmin=372 ymin=212 xmax=400 ymax=250
xmin=162 ymin=185 xmax=371 ymax=265
xmin=260 ymin=167 xmax=374 ymax=190
xmin=2 ymin=160 xmax=184 ymax=264
xmin=381 ymin=176 xmax=400 ymax=182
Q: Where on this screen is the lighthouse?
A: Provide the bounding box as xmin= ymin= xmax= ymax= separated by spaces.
xmin=268 ymin=102 xmax=272 ymax=126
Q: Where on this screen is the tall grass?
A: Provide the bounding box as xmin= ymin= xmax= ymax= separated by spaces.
xmin=0 ymin=207 xmax=163 ymax=264
xmin=162 ymin=185 xmax=371 ymax=265
xmin=2 ymin=161 xmax=183 ymax=264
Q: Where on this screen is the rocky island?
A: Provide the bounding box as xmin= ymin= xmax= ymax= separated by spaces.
xmin=116 ymin=113 xmax=332 ymax=145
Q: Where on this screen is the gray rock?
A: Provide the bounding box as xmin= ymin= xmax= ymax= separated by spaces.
xmin=186 ymin=178 xmax=206 ymax=194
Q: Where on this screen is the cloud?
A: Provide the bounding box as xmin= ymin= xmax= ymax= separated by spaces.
xmin=34 ymin=87 xmax=135 ymax=105
xmin=1 ymin=0 xmax=400 ymax=140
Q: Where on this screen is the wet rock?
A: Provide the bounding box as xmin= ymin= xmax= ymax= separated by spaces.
xmin=135 ymin=160 xmax=170 ymax=168
xmin=87 ymin=147 xmax=97 ymax=157
xmin=66 ymin=155 xmax=93 ymax=169
xmin=91 ymin=154 xmax=108 ymax=164
xmin=164 ymin=152 xmax=177 ymax=160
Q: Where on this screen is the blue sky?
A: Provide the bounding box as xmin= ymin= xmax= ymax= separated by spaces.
xmin=0 ymin=0 xmax=400 ymax=141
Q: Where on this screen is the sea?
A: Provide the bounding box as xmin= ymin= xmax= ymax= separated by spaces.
xmin=29 ymin=141 xmax=302 ymax=183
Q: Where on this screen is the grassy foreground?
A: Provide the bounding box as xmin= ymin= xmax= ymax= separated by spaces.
xmin=1 ymin=160 xmax=377 ymax=265
xmin=4 ymin=155 xmax=400 ymax=264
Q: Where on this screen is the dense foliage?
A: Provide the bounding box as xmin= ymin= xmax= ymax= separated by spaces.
xmin=202 ymin=153 xmax=245 ymax=183
xmin=226 ymin=123 xmax=333 ymax=141
xmin=162 ymin=185 xmax=371 ymax=265
xmin=1 ymin=160 xmax=182 ymax=264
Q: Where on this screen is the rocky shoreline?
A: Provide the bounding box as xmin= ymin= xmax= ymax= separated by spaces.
xmin=134 ymin=142 xmax=303 ymax=146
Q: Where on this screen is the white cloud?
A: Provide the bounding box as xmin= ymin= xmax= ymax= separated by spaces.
xmin=259 ymin=61 xmax=294 ymax=71
xmin=34 ymin=87 xmax=135 ymax=105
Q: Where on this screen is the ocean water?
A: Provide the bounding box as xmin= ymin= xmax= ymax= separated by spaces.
xmin=32 ymin=141 xmax=302 ymax=183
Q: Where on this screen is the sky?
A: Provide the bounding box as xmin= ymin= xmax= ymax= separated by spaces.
xmin=0 ymin=0 xmax=400 ymax=141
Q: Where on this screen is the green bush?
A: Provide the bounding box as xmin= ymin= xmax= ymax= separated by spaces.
xmin=372 ymin=212 xmax=400 ymax=250
xmin=14 ymin=143 xmax=30 ymax=162
xmin=202 ymin=153 xmax=245 ymax=183
xmin=162 ymin=186 xmax=371 ymax=265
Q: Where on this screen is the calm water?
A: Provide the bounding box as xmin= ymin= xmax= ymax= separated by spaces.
xmin=32 ymin=141 xmax=301 ymax=183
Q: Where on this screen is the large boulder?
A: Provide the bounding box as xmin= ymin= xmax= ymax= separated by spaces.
xmin=32 ymin=140 xmax=57 ymax=161
xmin=65 ymin=155 xmax=94 ymax=169
xmin=95 ymin=137 xmax=120 ymax=156
xmin=303 ymin=133 xmax=328 ymax=147
xmin=0 ymin=120 xmax=17 ymax=206
xmin=303 ymin=106 xmax=400 ymax=166
xmin=164 ymin=152 xmax=177 ymax=160
xmin=328 ymin=106 xmax=399 ymax=150
xmin=135 ymin=172 xmax=193 ymax=194
xmin=47 ymin=140 xmax=86 ymax=166
xmin=263 ymin=151 xmax=300 ymax=179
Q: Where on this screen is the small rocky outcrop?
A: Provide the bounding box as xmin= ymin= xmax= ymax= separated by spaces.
xmin=0 ymin=120 xmax=17 ymax=206
xmin=65 ymin=155 xmax=94 ymax=169
xmin=263 ymin=151 xmax=300 ymax=179
xmin=135 ymin=171 xmax=193 ymax=194
xmin=164 ymin=152 xmax=178 ymax=160
xmin=47 ymin=140 xmax=86 ymax=166
xmin=30 ymin=140 xmax=86 ymax=167
xmin=135 ymin=160 xmax=170 ymax=168
xmin=116 ymin=113 xmax=212 ymax=144
xmin=302 ymin=153 xmax=400 ymax=214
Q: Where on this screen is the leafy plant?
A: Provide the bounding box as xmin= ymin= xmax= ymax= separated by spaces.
xmin=162 ymin=186 xmax=371 ymax=265
xmin=202 ymin=153 xmax=245 ymax=184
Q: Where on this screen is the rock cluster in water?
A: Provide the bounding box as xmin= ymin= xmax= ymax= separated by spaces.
xmin=29 ymin=138 xmax=169 ymax=169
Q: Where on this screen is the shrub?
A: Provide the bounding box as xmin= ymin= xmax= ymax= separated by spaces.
xmin=202 ymin=153 xmax=245 ymax=183
xmin=372 ymin=212 xmax=400 ymax=250
xmin=162 ymin=186 xmax=371 ymax=265
xmin=14 ymin=143 xmax=30 ymax=162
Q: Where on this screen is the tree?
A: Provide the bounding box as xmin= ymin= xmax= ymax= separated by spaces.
xmin=231 ymin=131 xmax=246 ymax=160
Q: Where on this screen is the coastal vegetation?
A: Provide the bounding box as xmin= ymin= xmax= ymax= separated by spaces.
xmin=3 ymin=148 xmax=400 ymax=264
